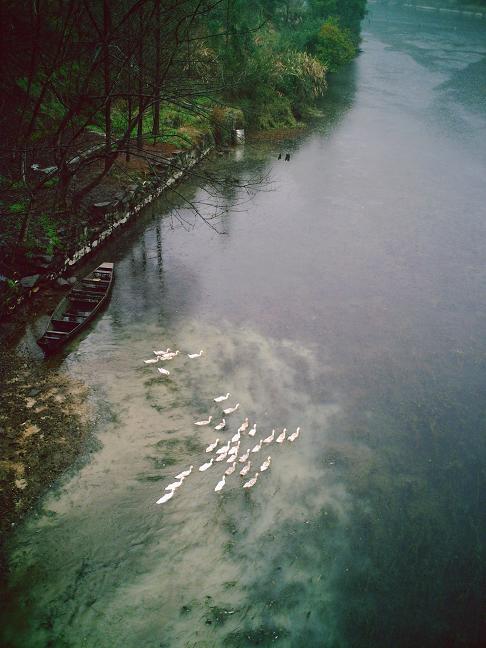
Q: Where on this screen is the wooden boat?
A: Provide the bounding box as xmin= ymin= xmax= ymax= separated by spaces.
xmin=37 ymin=262 xmax=114 ymax=354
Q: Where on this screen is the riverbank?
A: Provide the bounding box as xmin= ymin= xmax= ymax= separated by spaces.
xmin=0 ymin=351 xmax=91 ymax=578
xmin=0 ymin=132 xmax=218 ymax=549
xmin=1 ymin=100 xmax=336 ymax=321
xmin=0 ymin=111 xmax=316 ymax=320
xmin=0 ymin=130 xmax=217 ymax=319
xmin=0 ymin=130 xmax=217 ymax=568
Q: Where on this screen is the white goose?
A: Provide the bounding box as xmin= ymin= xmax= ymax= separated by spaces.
xmin=195 ymin=416 xmax=212 ymax=426
xmin=214 ymin=419 xmax=226 ymax=431
xmin=165 ymin=479 xmax=183 ymax=492
xmin=199 ymin=458 xmax=214 ymax=472
xmin=160 ymin=350 xmax=180 ymax=361
xmin=263 ymin=429 xmax=275 ymax=444
xmin=227 ymin=443 xmax=240 ymax=460
xmin=223 ymin=402 xmax=240 ymax=415
xmin=276 ymin=428 xmax=287 ymax=443
xmin=156 ymin=490 xmax=174 ymax=504
xmin=154 ymin=348 xmax=171 ymax=356
xmin=158 ymin=367 xmax=170 ymax=376
xmin=214 ymin=475 xmax=226 ymax=492
xmin=240 ymin=461 xmax=251 ymax=476
xmin=231 ymin=431 xmax=240 ymax=444
xmin=216 ymin=440 xmax=231 ymax=455
xmin=238 ymin=449 xmax=250 ymax=463
xmin=238 ymin=418 xmax=249 ymax=433
xmin=260 ymin=456 xmax=271 ymax=472
xmin=187 ymin=350 xmax=204 ymax=359
xmin=205 ymin=439 xmax=219 ymax=453
xmin=215 ymin=451 xmax=228 ymax=462
xmin=248 ymin=423 xmax=257 ymax=437
xmin=225 ymin=462 xmax=237 ymax=476
xmin=175 ymin=465 xmax=193 ymax=479
xmin=251 ymin=440 xmax=263 ymax=453
xmin=214 ymin=393 xmax=230 ymax=403
xmin=144 ymin=358 xmax=159 ymax=364
xmin=288 ymin=427 xmax=301 ymax=442
xmin=243 ymin=472 xmax=259 ymax=489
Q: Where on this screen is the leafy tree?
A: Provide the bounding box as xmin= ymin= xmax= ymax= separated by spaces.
xmin=314 ymin=18 xmax=357 ymax=72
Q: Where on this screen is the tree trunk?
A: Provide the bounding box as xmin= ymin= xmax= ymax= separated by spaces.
xmin=126 ymin=93 xmax=132 ymax=162
xmin=17 ymin=206 xmax=32 ymax=247
xmin=152 ymin=0 xmax=161 ymax=142
xmin=137 ymin=7 xmax=144 ymax=150
xmin=103 ymin=0 xmax=112 ymax=171
xmin=16 ymin=150 xmax=31 ymax=247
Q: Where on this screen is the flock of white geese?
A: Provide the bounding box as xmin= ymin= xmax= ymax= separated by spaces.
xmin=143 ymin=346 xmax=301 ymax=505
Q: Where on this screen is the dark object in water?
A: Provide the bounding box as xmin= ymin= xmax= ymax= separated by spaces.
xmin=37 ymin=262 xmax=114 ymax=354
xmin=285 ymin=153 xmax=291 ymax=161
xmin=278 ymin=153 xmax=282 ymax=160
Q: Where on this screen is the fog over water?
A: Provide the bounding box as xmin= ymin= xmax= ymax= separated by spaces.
xmin=2 ymin=3 xmax=486 ymax=647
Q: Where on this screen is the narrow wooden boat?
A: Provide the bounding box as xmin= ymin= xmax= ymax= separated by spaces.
xmin=37 ymin=262 xmax=114 ymax=354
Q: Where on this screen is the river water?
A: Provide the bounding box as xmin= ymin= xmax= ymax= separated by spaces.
xmin=2 ymin=3 xmax=486 ymax=647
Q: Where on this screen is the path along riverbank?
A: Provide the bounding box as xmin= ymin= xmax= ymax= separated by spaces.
xmin=0 ymin=131 xmax=215 ymax=319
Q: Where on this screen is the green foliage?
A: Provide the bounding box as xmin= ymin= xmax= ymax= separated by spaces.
xmin=235 ymin=51 xmax=297 ymax=128
xmin=235 ymin=47 xmax=327 ymax=128
xmin=39 ymin=95 xmax=69 ymax=120
xmin=10 ymin=180 xmax=26 ymax=190
xmin=44 ymin=177 xmax=59 ymax=188
xmin=211 ymin=1 xmax=364 ymax=129
xmin=309 ymin=0 xmax=338 ymax=17
xmin=309 ymin=0 xmax=367 ymax=35
xmin=100 ymin=100 xmax=211 ymax=148
xmin=275 ymin=50 xmax=327 ymax=105
xmin=39 ymin=214 xmax=60 ymax=255
xmin=16 ymin=76 xmax=42 ymax=98
xmin=8 ymin=202 xmax=27 ymax=214
xmin=314 ymin=18 xmax=357 ymax=72
xmin=1 ymin=278 xmax=21 ymax=314
xmin=242 ymin=94 xmax=297 ymax=130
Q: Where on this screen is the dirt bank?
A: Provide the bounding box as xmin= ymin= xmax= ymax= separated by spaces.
xmin=0 ymin=350 xmax=92 ymax=575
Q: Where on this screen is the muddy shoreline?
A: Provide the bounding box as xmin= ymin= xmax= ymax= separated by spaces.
xmin=0 ymin=343 xmax=92 ymax=580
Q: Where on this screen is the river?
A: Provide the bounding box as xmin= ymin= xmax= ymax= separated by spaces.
xmin=2 ymin=3 xmax=486 ymax=647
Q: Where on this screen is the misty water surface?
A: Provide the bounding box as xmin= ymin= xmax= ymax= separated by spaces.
xmin=2 ymin=3 xmax=486 ymax=647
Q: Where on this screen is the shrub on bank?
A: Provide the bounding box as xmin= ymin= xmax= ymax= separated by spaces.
xmin=313 ymin=18 xmax=358 ymax=73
